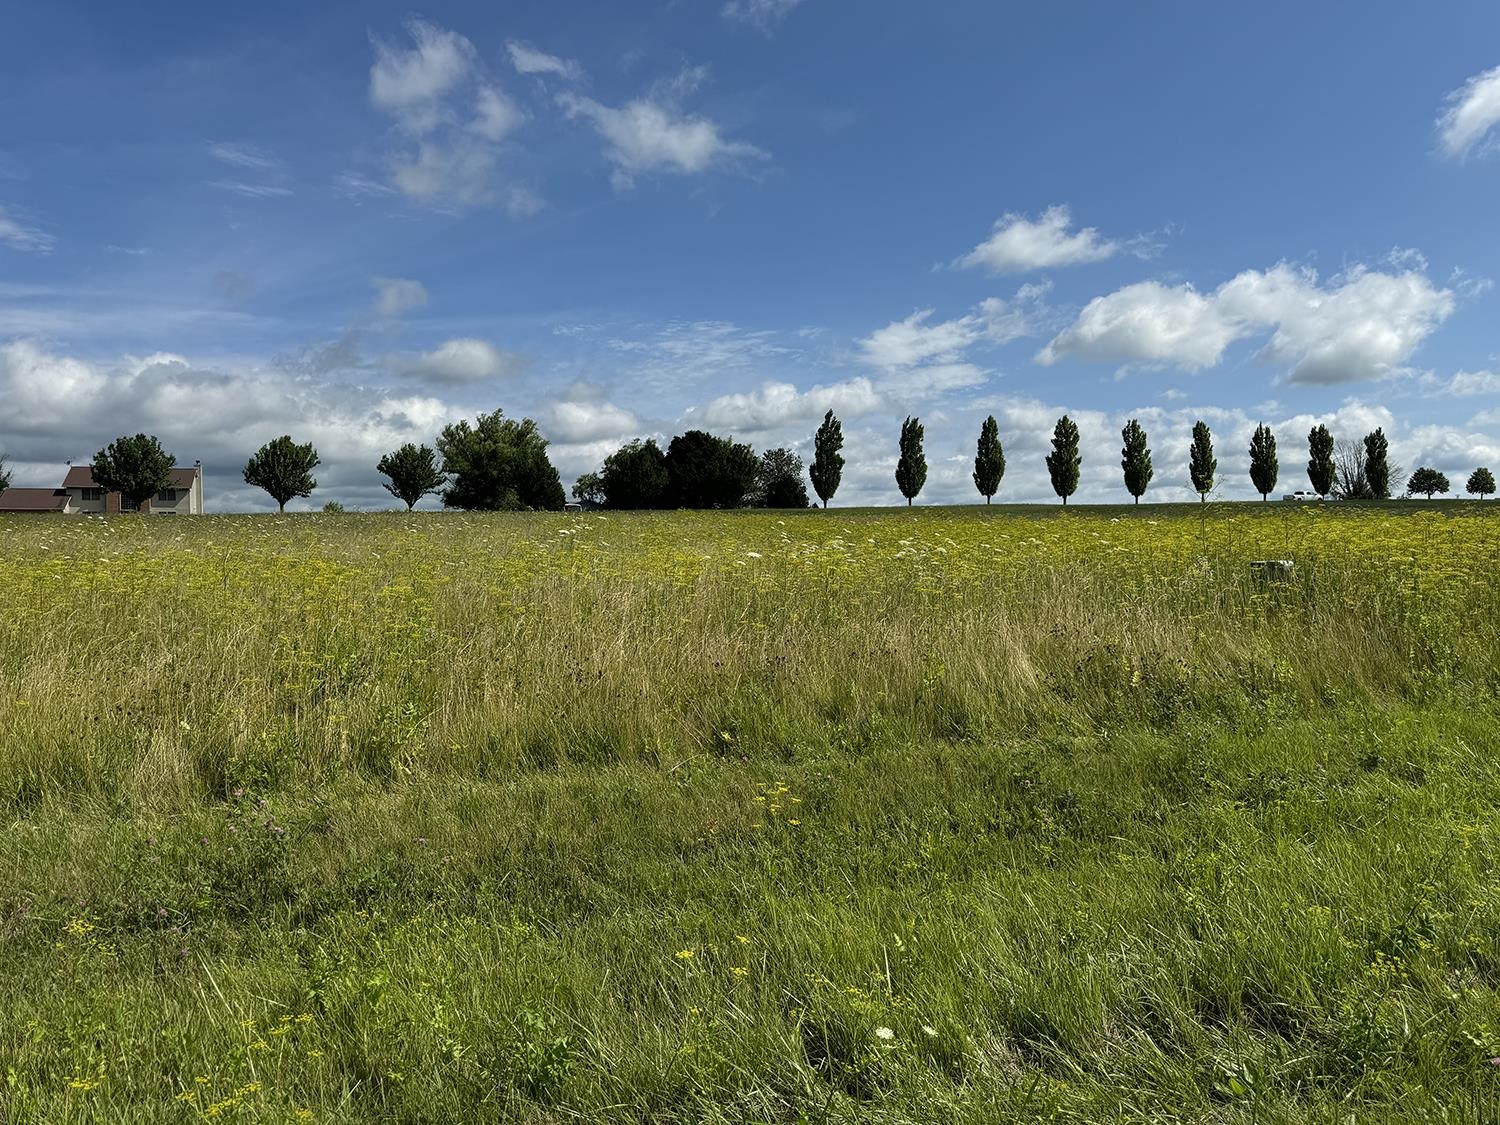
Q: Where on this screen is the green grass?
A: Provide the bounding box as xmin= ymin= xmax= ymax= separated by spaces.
xmin=2 ymin=505 xmax=1499 ymax=1122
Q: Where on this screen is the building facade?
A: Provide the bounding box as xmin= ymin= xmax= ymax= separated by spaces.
xmin=0 ymin=463 xmax=204 ymax=515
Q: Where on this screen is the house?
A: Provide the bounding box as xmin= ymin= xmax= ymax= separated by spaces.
xmin=0 ymin=487 xmax=74 ymax=514
xmin=0 ymin=462 xmax=205 ymax=515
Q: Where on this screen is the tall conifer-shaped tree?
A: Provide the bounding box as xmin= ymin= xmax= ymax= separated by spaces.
xmin=1248 ymin=423 xmax=1279 ymax=501
xmin=809 ymin=410 xmax=844 ymax=508
xmin=1119 ymin=419 xmax=1152 ymax=504
xmin=1189 ymin=421 xmax=1216 ymax=502
xmin=1307 ymin=424 xmax=1335 ymax=498
xmin=1046 ymin=415 xmax=1081 ymax=505
xmin=972 ymin=415 xmax=1005 ymax=504
xmin=1364 ymin=427 xmax=1391 ymax=499
xmin=895 ymin=416 xmax=926 ymax=506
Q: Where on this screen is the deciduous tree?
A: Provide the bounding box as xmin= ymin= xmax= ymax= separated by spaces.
xmin=1120 ymin=418 xmax=1152 ymax=504
xmin=244 ymin=435 xmax=320 ymax=512
xmin=1189 ymin=421 xmax=1216 ymax=502
xmin=1364 ymin=428 xmax=1392 ymax=499
xmin=93 ymin=433 xmax=176 ymax=512
xmin=809 ymin=410 xmax=844 ymax=509
xmin=1307 ymin=424 xmax=1335 ymax=498
xmin=895 ymin=416 xmax=926 ymax=506
xmin=437 ymin=410 xmax=565 ymax=511
xmin=755 ymin=448 xmax=811 ymax=508
xmin=377 ymin=443 xmax=446 ymax=510
xmin=598 ymin=439 xmax=669 ymax=509
xmin=972 ymin=415 xmax=1005 ymax=504
xmin=1046 ymin=415 xmax=1081 ymax=505
xmin=1406 ymin=466 xmax=1450 ymax=498
xmin=1468 ymin=466 xmax=1496 ymax=500
xmin=1248 ymin=423 xmax=1278 ymax=501
xmin=665 ymin=431 xmax=758 ymax=509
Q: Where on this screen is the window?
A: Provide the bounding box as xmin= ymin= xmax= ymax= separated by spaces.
xmin=156 ymin=488 xmax=178 ymax=503
xmin=82 ymin=488 xmax=102 ymax=501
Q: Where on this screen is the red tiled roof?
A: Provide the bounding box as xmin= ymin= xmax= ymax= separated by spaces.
xmin=0 ymin=487 xmax=69 ymax=512
xmin=62 ymin=465 xmax=201 ymax=489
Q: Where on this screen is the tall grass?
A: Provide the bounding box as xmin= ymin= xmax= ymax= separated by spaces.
xmin=2 ymin=504 xmax=1499 ymax=1122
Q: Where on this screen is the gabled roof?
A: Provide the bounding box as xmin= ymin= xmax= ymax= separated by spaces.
xmin=62 ymin=465 xmax=201 ymax=489
xmin=0 ymin=487 xmax=69 ymax=512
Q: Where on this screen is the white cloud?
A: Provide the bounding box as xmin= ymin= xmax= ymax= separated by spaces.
xmin=721 ymin=0 xmax=804 ymax=32
xmin=684 ymin=377 xmax=880 ymax=432
xmin=369 ymin=20 xmax=476 ymax=125
xmin=1039 ymin=262 xmax=1455 ymax=383
xmin=0 ymin=206 xmax=54 ymax=253
xmin=0 ymin=338 xmax=462 ymax=510
xmin=1437 ymin=64 xmax=1500 ymax=159
xmin=608 ymin=320 xmax=794 ymax=392
xmin=543 ymin=400 xmax=642 ymax=443
xmin=366 ymin=20 xmax=534 ymax=210
xmin=956 ymin=205 xmax=1120 ymax=274
xmin=506 ymin=40 xmax=585 ymax=82
xmin=397 ymin=338 xmax=518 ymax=384
xmin=372 ymin=277 xmax=428 ymax=318
xmin=1421 ymin=369 xmax=1500 ymax=396
xmin=558 ymin=78 xmax=766 ymax=188
xmin=859 ymin=286 xmax=1051 ymax=390
xmin=208 ymin=181 xmax=294 ymax=198
xmin=206 ymin=142 xmax=282 ymax=171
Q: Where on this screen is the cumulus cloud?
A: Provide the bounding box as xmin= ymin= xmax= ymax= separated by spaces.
xmin=0 ymin=206 xmax=55 ymax=253
xmin=543 ymin=400 xmax=643 ymax=443
xmin=721 ymin=0 xmax=804 ymax=32
xmin=956 ymin=205 xmax=1121 ymax=274
xmin=558 ymin=72 xmax=765 ymax=189
xmin=366 ymin=20 xmax=534 ymax=210
xmin=859 ymin=285 xmax=1052 ymax=394
xmin=396 ymin=338 xmax=519 ymax=384
xmin=372 ymin=277 xmax=428 ymax=318
xmin=1038 ymin=262 xmax=1455 ymax=383
xmin=1437 ymin=64 xmax=1500 ymax=159
xmin=0 ymin=338 xmax=460 ymax=510
xmin=506 ymin=40 xmax=585 ymax=82
xmin=684 ymin=377 xmax=880 ymax=433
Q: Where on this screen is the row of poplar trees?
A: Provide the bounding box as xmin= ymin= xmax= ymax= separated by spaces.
xmin=866 ymin=414 xmax=1497 ymax=506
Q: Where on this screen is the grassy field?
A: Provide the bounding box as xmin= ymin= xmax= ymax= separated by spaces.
xmin=3 ymin=503 xmax=1500 ymax=1123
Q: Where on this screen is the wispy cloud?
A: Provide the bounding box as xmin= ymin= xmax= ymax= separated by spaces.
xmin=1437 ymin=64 xmax=1500 ymax=159
xmin=722 ymin=0 xmax=805 ymax=33
xmin=506 ymin=40 xmax=585 ymax=82
xmin=0 ymin=205 xmax=55 ymax=253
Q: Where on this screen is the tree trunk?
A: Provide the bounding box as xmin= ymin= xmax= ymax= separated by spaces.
xmin=278 ymin=500 xmax=286 ymax=512
xmin=906 ymin=497 xmax=912 ymax=507
xmin=986 ymin=495 xmax=991 ymax=505
xmin=1134 ymin=495 xmax=1139 ymax=505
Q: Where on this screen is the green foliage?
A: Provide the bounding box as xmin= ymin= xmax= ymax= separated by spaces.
xmin=1467 ymin=466 xmax=1496 ymax=498
xmin=809 ymin=410 xmax=844 ymax=508
xmin=1307 ymin=424 xmax=1335 ymax=497
xmin=244 ymin=435 xmax=320 ymax=512
xmin=1248 ymin=423 xmax=1278 ymax=501
xmin=895 ymin=416 xmax=926 ymax=505
xmin=1364 ymin=428 xmax=1392 ymax=499
xmin=664 ymin=431 xmax=759 ymax=508
xmin=1189 ymin=421 xmax=1216 ymax=501
xmin=571 ymin=471 xmax=604 ymax=505
xmin=1406 ymin=466 xmax=1450 ymax=498
xmin=597 ymin=439 xmax=669 ymax=509
xmin=377 ymin=443 xmax=447 ymax=510
xmin=971 ymin=415 xmax=1005 ymax=504
xmin=1119 ymin=418 xmax=1152 ymax=504
xmin=92 ymin=433 xmax=176 ymax=511
xmin=437 ymin=411 xmax=565 ymax=511
xmin=321 ymin=500 xmax=346 ymax=514
xmin=754 ymin=448 xmax=810 ymax=508
xmin=1046 ymin=415 xmax=1081 ymax=505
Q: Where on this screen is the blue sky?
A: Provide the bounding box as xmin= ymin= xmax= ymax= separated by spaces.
xmin=3 ymin=0 xmax=1499 ymax=508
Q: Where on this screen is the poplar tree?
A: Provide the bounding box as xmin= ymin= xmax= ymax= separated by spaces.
xmin=895 ymin=416 xmax=926 ymax=506
xmin=809 ymin=410 xmax=844 ymax=508
xmin=1119 ymin=418 xmax=1152 ymax=504
xmin=1248 ymin=423 xmax=1278 ymax=501
xmin=1307 ymin=424 xmax=1335 ymax=498
xmin=972 ymin=415 xmax=1005 ymax=504
xmin=1364 ymin=428 xmax=1391 ymax=499
xmin=1189 ymin=421 xmax=1216 ymax=502
xmin=1046 ymin=415 xmax=1081 ymax=505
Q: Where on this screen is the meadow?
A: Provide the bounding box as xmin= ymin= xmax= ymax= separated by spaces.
xmin=2 ymin=502 xmax=1499 ymax=1123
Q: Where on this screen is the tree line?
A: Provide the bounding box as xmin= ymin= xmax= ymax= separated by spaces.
xmin=12 ymin=411 xmax=1493 ymax=513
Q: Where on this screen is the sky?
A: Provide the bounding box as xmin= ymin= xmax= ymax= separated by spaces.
xmin=2 ymin=0 xmax=1500 ymax=510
